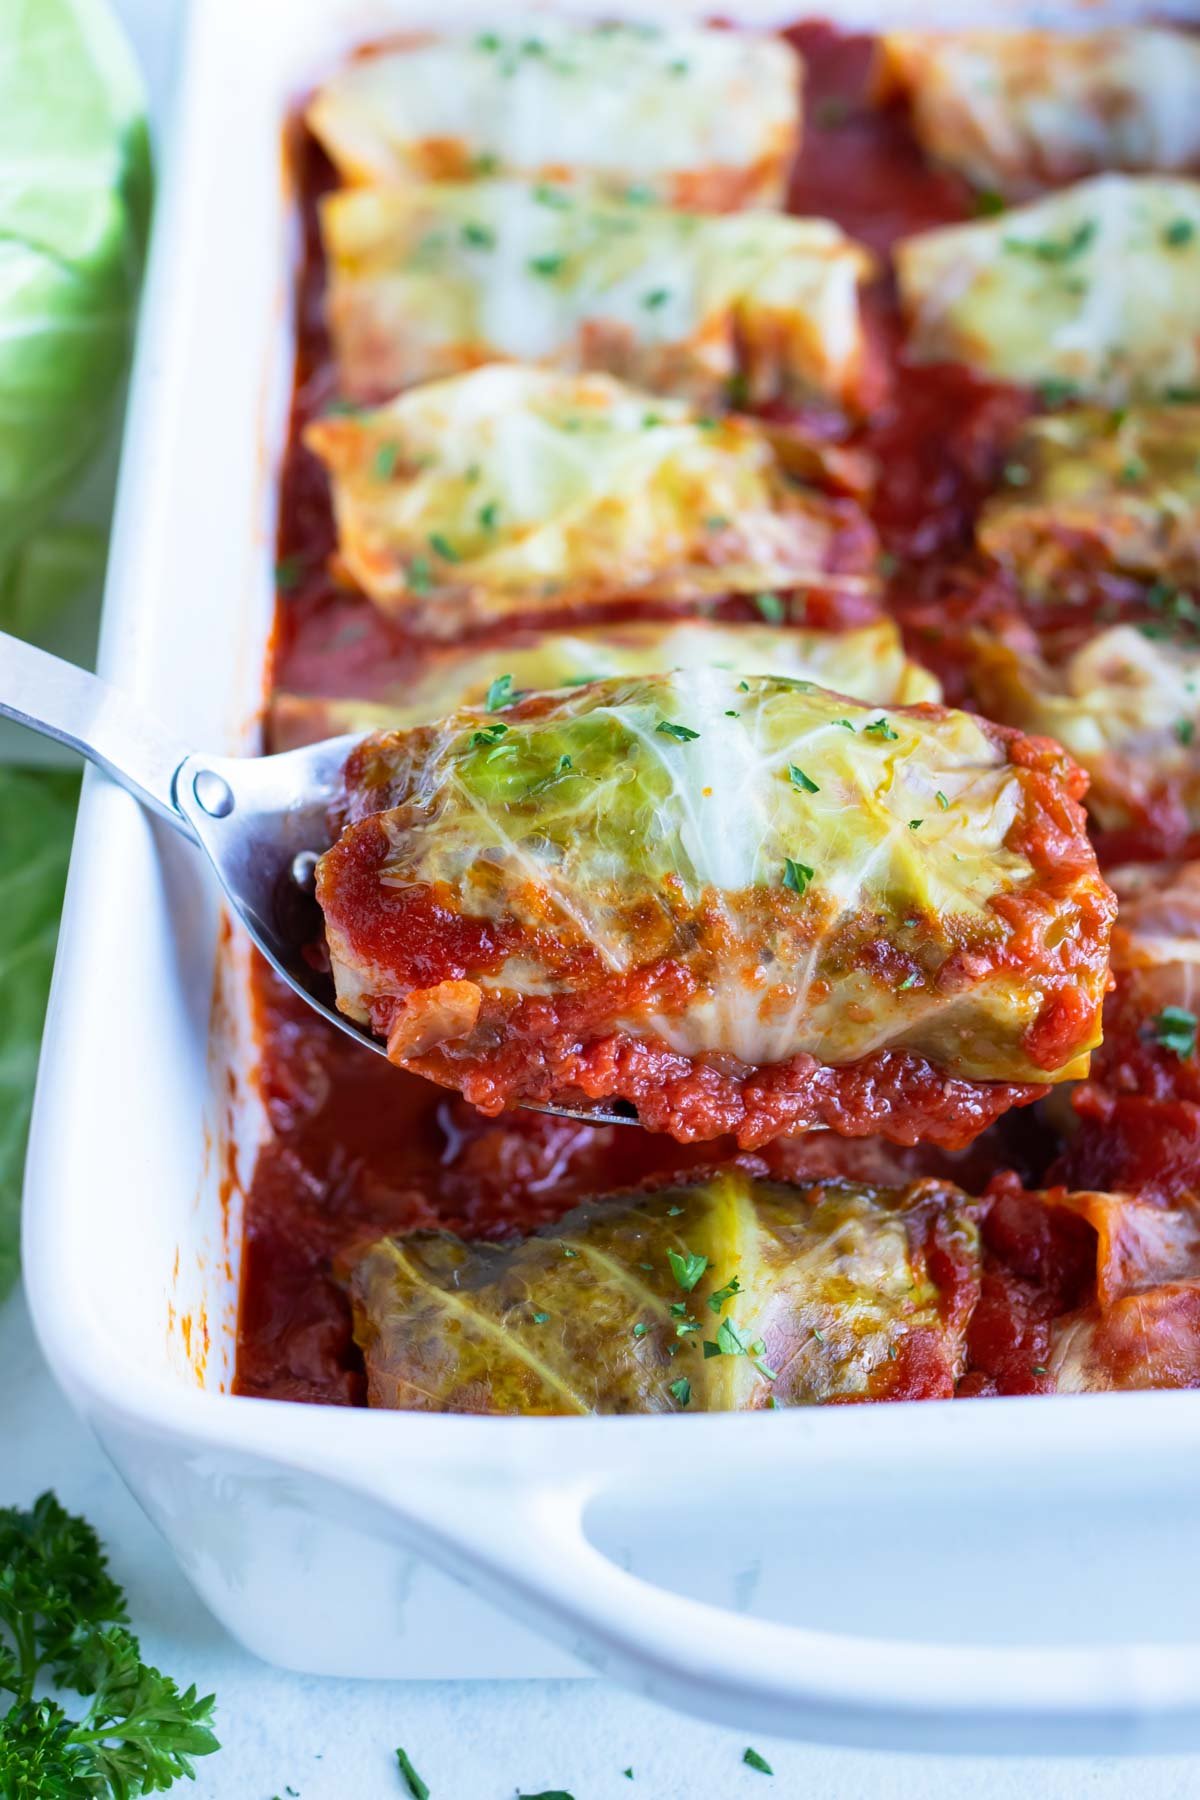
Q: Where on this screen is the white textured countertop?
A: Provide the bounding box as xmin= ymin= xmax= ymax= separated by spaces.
xmin=7 ymin=0 xmax=1200 ymax=1792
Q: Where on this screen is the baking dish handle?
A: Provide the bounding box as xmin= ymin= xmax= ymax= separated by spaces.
xmin=344 ymin=1456 xmax=1200 ymax=1754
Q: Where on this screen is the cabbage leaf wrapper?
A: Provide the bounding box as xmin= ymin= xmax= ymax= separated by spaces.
xmin=269 ymin=616 xmax=939 ymax=750
xmin=303 ymin=365 xmax=876 ymax=639
xmin=316 ymin=670 xmax=1115 ymax=1149
xmin=343 ymin=1169 xmax=982 ymax=1414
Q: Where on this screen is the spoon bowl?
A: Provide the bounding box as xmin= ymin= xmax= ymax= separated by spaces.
xmin=0 ymin=628 xmax=638 ymax=1128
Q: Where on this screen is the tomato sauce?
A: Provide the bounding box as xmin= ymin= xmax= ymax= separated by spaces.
xmin=233 ymin=21 xmax=1185 ymax=1406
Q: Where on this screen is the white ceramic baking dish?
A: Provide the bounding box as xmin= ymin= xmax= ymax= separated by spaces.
xmin=22 ymin=0 xmax=1200 ymax=1754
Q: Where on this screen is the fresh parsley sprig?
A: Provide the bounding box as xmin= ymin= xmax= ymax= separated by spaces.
xmin=0 ymin=1492 xmax=219 ymax=1795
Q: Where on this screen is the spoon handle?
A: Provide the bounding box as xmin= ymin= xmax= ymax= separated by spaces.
xmin=0 ymin=628 xmax=193 ymax=836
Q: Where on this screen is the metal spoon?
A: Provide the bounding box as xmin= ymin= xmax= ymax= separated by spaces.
xmin=0 ymin=629 xmax=638 ymax=1128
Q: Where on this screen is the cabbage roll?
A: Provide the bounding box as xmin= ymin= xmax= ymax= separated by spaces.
xmin=896 ymin=175 xmax=1200 ymax=403
xmin=269 ymin=617 xmax=940 ymax=750
xmin=1047 ymin=1191 xmax=1200 ymax=1393
xmin=305 ymin=367 xmax=876 ymax=637
xmin=343 ymin=1168 xmax=982 ymax=1414
xmin=322 ymin=181 xmax=875 ymax=412
xmin=876 ymin=30 xmax=1200 ymax=198
xmin=316 ymin=670 xmax=1115 ymax=1149
xmin=978 ymin=407 xmax=1200 ymax=600
xmin=969 ymin=624 xmax=1200 ymax=848
xmin=306 ymin=20 xmax=801 ymax=211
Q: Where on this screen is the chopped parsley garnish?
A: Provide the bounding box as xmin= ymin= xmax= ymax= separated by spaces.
xmin=528 ymin=252 xmax=568 ymax=277
xmin=743 ymin=1747 xmax=775 ymax=1775
xmin=1004 ymin=218 xmax=1095 ymax=264
xmin=668 ymin=1248 xmax=708 ymax=1292
xmin=1036 ymin=377 xmax=1079 ymax=409
xmin=974 ymin=188 xmax=1006 ymax=217
xmin=486 ymin=673 xmax=517 ymax=711
xmin=408 ymin=555 xmax=434 ymax=595
xmin=1165 ymin=219 xmax=1196 ymax=248
xmin=274 ymin=555 xmax=303 ymax=592
xmin=738 ymin=680 xmax=750 ymax=692
xmin=898 ymin=972 xmax=920 ymax=990
xmin=532 ymin=1311 xmax=550 ymax=1325
xmin=472 ymin=151 xmax=501 ymax=175
xmin=936 ymin=791 xmax=949 ymax=810
xmin=708 ymin=1276 xmax=742 ymax=1314
xmin=461 ymin=221 xmax=495 ymax=249
xmin=428 ymin=531 xmax=460 ymax=562
xmin=1119 ymin=457 xmax=1147 ymax=486
xmin=468 ymin=722 xmax=508 ymax=748
xmin=836 ymin=718 xmax=856 ymax=732
xmin=561 ymin=1245 xmax=579 ymax=1258
xmin=782 ymin=858 xmax=815 ymax=896
xmin=669 ymin=1377 xmax=692 ymax=1407
xmin=704 ymin=1317 xmax=775 ymax=1380
xmin=864 ymin=717 xmax=899 ymax=740
xmin=754 ymin=591 xmax=785 ymax=623
xmin=395 ymin=1749 xmax=430 ymax=1799
xmin=372 ymin=440 xmax=400 ymax=480
xmin=724 ymin=709 xmax=739 ymax=718
xmin=908 ymin=818 xmax=923 ymax=831
xmin=705 ymin=514 xmax=731 ymax=532
xmin=624 ymin=183 xmax=655 ymax=205
xmin=667 ymin=1204 xmax=684 ymax=1216
xmin=632 ymin=1321 xmax=649 ymax=1339
xmin=787 ymin=764 xmax=819 ymax=795
xmin=1153 ymin=1006 xmax=1198 ymax=1060
xmin=534 ymin=183 xmax=572 ymax=208
xmin=642 ymin=287 xmax=670 ymax=310
xmin=1002 ymin=461 xmax=1031 ymax=487
xmin=656 ymin=719 xmax=700 ymax=742
xmin=475 ymin=30 xmax=502 ymax=51
xmin=1177 ymin=719 xmax=1196 ymax=745
xmin=478 ymin=500 xmax=500 ymax=531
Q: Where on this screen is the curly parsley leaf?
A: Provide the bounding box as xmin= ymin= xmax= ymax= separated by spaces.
xmin=0 ymin=1493 xmax=219 ymax=1794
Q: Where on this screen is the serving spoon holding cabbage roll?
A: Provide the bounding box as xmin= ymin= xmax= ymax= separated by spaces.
xmin=0 ymin=629 xmax=1117 ymax=1146
xmin=0 ymin=628 xmax=635 ymax=1128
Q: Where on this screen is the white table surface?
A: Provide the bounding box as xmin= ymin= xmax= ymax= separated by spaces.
xmin=7 ymin=1 xmax=1200 ymax=1792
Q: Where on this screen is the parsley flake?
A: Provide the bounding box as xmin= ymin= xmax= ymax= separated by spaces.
xmin=478 ymin=500 xmax=500 ymax=531
xmin=528 ymin=252 xmax=568 ymax=277
xmin=668 ymin=1248 xmax=708 ymax=1292
xmin=395 ymin=1748 xmax=430 ymax=1799
xmin=468 ymin=722 xmax=508 ymax=748
xmin=708 ymin=1276 xmax=742 ymax=1314
xmin=532 ymin=1311 xmax=550 ymax=1325
xmin=1177 ymin=719 xmax=1196 ymax=745
xmin=744 ymin=1747 xmax=775 ymax=1775
xmin=936 ymin=791 xmax=949 ymax=809
xmin=1154 ymin=1006 xmax=1198 ymax=1059
xmin=754 ymin=591 xmax=785 ymax=623
xmin=274 ymin=555 xmax=303 ymax=592
xmin=372 ymin=440 xmax=400 ymax=480
xmin=643 ymin=288 xmax=670 ymax=310
xmin=783 ymin=858 xmax=815 ymax=896
xmin=429 ymin=531 xmax=460 ymax=562
xmin=899 ymin=972 xmax=920 ymax=990
xmin=908 ymin=818 xmax=923 ymax=831
xmin=486 ymin=673 xmax=517 ymax=711
xmin=864 ymin=717 xmax=898 ymax=740
xmin=1166 ymin=219 xmax=1196 ymax=248
xmin=788 ymin=764 xmax=819 ymax=795
xmin=408 ymin=555 xmax=434 ymax=595
xmin=669 ymin=1377 xmax=692 ymax=1407
xmin=656 ymin=719 xmax=700 ymax=742
xmin=461 ymin=221 xmax=495 ymax=249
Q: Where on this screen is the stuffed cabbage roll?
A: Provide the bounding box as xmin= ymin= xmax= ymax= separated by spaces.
xmin=1048 ymin=1191 xmax=1200 ymax=1393
xmin=978 ymin=407 xmax=1200 ymax=600
xmin=305 ymin=367 xmax=876 ymax=637
xmin=969 ymin=623 xmax=1200 ymax=853
xmin=269 ymin=617 xmax=940 ymax=751
xmin=343 ymin=1168 xmax=982 ymax=1413
xmin=875 ymin=30 xmax=1200 ymax=198
xmin=306 ymin=20 xmax=801 ymax=211
xmin=322 ymin=182 xmax=876 ymax=412
xmin=895 ymin=175 xmax=1200 ymax=404
xmin=316 ymin=670 xmax=1115 ymax=1149
xmin=963 ymin=1180 xmax=1200 ymax=1395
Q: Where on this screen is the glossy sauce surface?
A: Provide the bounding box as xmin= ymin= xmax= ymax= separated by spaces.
xmin=235 ymin=22 xmax=1121 ymax=1405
